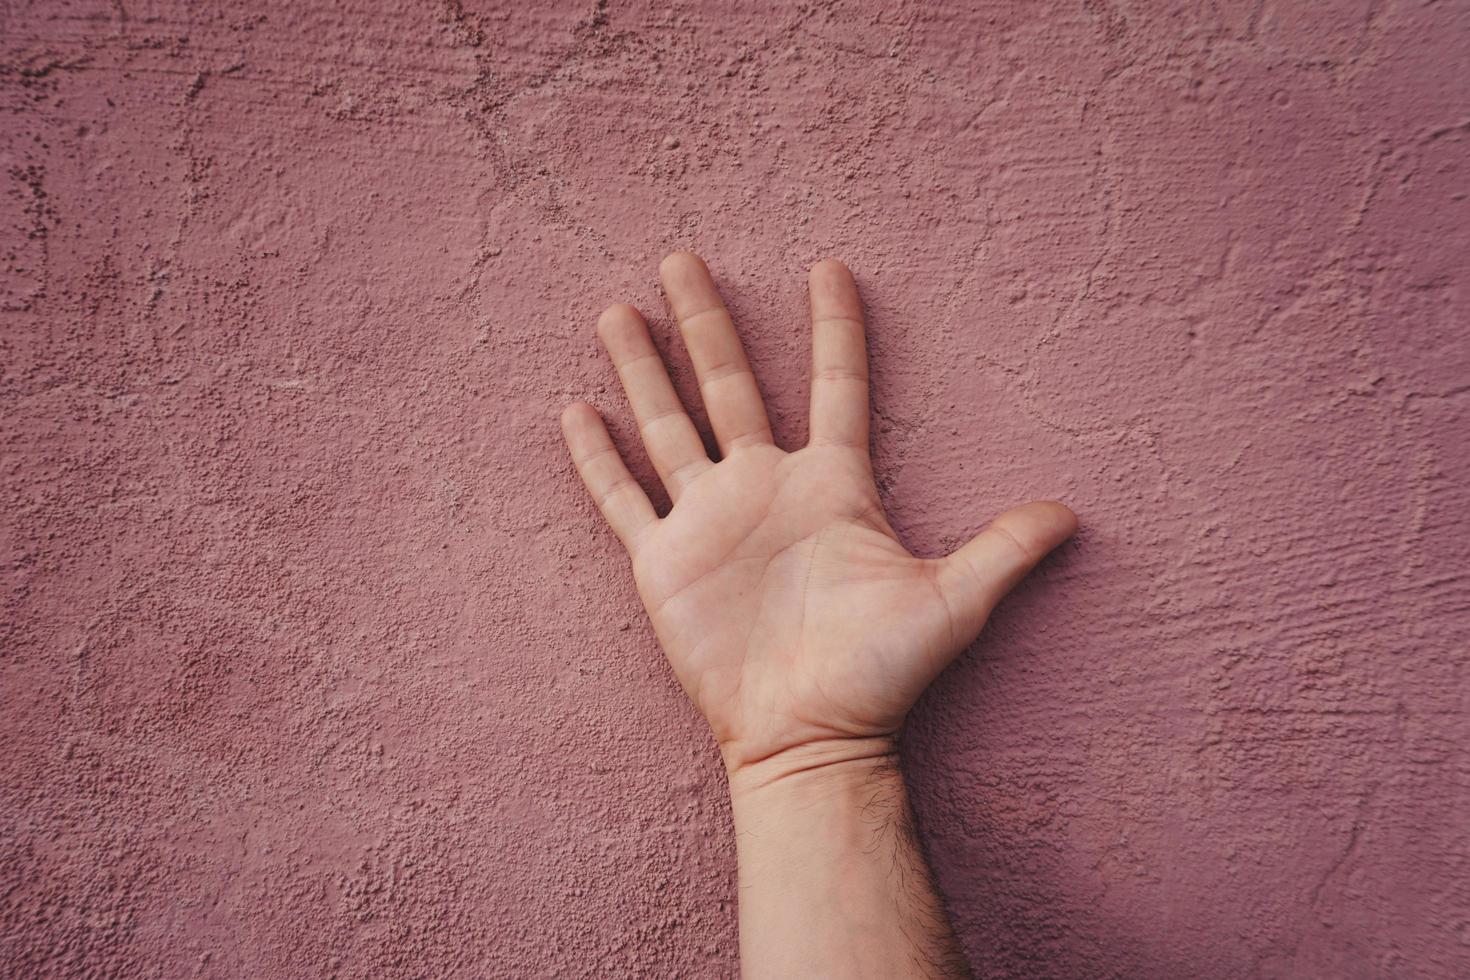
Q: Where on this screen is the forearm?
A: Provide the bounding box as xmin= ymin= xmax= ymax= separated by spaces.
xmin=725 ymin=739 xmax=972 ymax=979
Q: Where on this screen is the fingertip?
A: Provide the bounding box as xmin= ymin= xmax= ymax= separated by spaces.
xmin=810 ymin=258 xmax=852 ymax=283
xmin=596 ymin=302 xmax=643 ymax=337
xmin=1038 ymin=499 xmax=1080 ymax=538
xmin=660 ymin=251 xmax=730 ymax=323
xmin=560 ymin=400 xmax=598 ymax=435
xmin=1002 ymin=500 xmax=1078 ymax=557
xmin=596 ymin=305 xmax=653 ymax=361
xmin=659 ymin=250 xmax=706 ymax=281
xmin=660 ymin=253 xmax=720 ymax=304
xmin=808 ymin=258 xmax=863 ymax=322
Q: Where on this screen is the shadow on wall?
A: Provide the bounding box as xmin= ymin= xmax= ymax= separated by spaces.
xmin=908 ymin=571 xmax=1226 ymax=980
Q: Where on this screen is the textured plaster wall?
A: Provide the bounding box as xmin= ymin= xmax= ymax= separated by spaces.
xmin=3 ymin=0 xmax=1468 ymax=977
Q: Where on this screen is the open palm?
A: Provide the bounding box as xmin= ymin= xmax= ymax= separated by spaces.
xmin=561 ymin=253 xmax=1076 ymax=772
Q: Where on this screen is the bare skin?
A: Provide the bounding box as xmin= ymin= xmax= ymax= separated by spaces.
xmin=561 ymin=252 xmax=1076 ymax=978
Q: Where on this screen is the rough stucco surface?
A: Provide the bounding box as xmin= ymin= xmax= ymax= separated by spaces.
xmin=2 ymin=0 xmax=1468 ymax=976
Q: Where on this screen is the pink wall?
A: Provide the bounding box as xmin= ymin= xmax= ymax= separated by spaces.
xmin=4 ymin=1 xmax=1468 ymax=976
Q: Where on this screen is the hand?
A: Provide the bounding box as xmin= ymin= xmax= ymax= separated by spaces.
xmin=561 ymin=252 xmax=1076 ymax=777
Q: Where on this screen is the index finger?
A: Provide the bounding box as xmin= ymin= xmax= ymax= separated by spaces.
xmin=807 ymin=259 xmax=868 ymax=450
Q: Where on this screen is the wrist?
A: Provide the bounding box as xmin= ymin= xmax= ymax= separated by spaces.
xmin=722 ymin=735 xmax=902 ymax=800
xmin=719 ymin=735 xmax=969 ymax=978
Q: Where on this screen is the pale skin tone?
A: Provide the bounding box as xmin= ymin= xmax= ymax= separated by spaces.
xmin=561 ymin=252 xmax=1077 ymax=978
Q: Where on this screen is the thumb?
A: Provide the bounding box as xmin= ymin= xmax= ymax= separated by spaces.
xmin=932 ymin=500 xmax=1078 ymax=647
